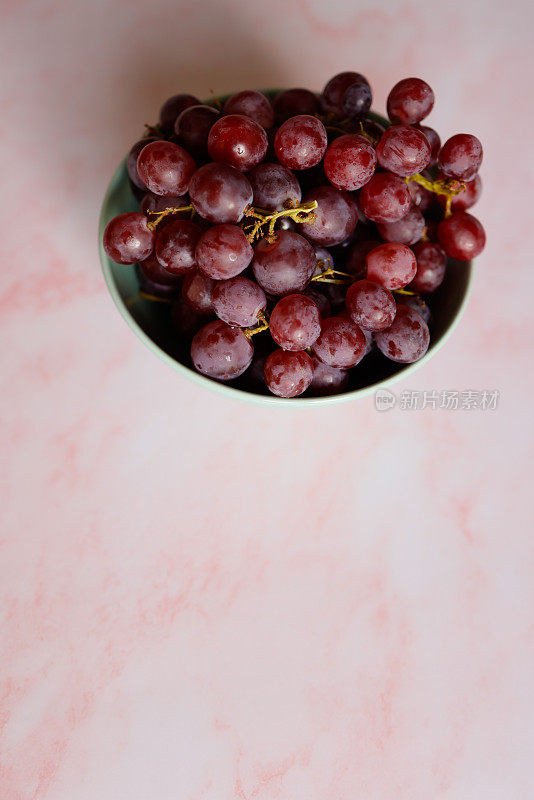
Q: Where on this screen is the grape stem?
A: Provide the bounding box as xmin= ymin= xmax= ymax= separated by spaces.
xmin=393 ymin=288 xmax=416 ymax=296
xmin=243 ymin=311 xmax=270 ymax=339
xmin=146 ymin=204 xmax=194 ymax=230
xmin=243 ymin=200 xmax=318 ymax=243
xmin=405 ymin=173 xmax=465 ymax=214
xmin=312 ymin=265 xmax=353 ymax=285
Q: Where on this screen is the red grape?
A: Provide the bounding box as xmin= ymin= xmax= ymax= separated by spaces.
xmin=195 ymin=224 xmax=253 ymax=280
xmin=323 ymin=134 xmax=377 ymax=191
xmin=374 ymin=304 xmax=430 ymax=363
xmin=223 ymin=90 xmax=274 ymax=129
xmin=437 ymin=173 xmax=482 ymax=211
xmin=376 ymin=206 xmax=425 ymax=245
xmin=410 ymin=242 xmax=447 ymax=293
xmin=299 ymin=185 xmax=358 ymax=246
xmin=269 ymin=294 xmax=321 ymax=350
xmin=438 ymin=134 xmax=483 ymax=181
xmin=252 ymin=230 xmax=316 ymax=296
xmin=417 ymin=124 xmax=441 ymax=165
xmin=272 ymin=88 xmax=321 ymax=119
xmin=342 ymin=82 xmax=372 ymax=118
xmin=248 ymin=162 xmax=301 ymax=211
xmin=182 ymin=270 xmax=216 ymax=314
xmin=188 ymin=163 xmax=253 ymax=223
xmin=174 ymin=105 xmax=220 ymax=158
xmin=309 ymin=356 xmax=350 ymax=396
xmin=274 ymin=115 xmax=327 ymax=170
xmin=212 ymin=276 xmax=266 ymax=327
xmin=103 ymin=212 xmax=155 ymax=265
xmin=358 ymin=172 xmax=412 ymax=223
xmin=127 ymin=137 xmax=159 ymax=190
xmin=137 ymin=264 xmax=179 ymax=298
xmin=264 ymin=349 xmax=313 ymax=398
xmin=387 ymin=78 xmax=435 ymax=124
xmin=322 ymin=72 xmax=369 ymax=115
xmin=207 ymin=114 xmax=268 ymax=172
xmin=191 ymin=320 xmax=253 ymax=380
xmin=158 ymin=93 xmax=199 ymax=132
xmin=437 ymin=212 xmax=486 ymax=260
xmin=366 ymin=242 xmax=417 ymax=290
xmin=312 ymin=316 xmax=367 ymax=368
xmin=376 ymin=125 xmax=431 ymax=177
xmin=138 ymin=252 xmax=182 ymax=286
xmin=345 ymin=279 xmax=396 ymax=332
xmin=155 ymin=219 xmax=202 ymax=275
xmin=137 ymin=140 xmax=196 ymax=197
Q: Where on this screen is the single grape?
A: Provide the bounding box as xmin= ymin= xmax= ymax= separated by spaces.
xmin=417 ymin=124 xmax=441 ymax=165
xmin=174 ymin=105 xmax=220 ymax=158
xmin=127 ymin=137 xmax=159 ymax=190
xmin=376 ymin=125 xmax=431 ymax=177
xmin=342 ymin=82 xmax=372 ymax=118
xmin=103 ymin=212 xmax=155 ymax=265
xmin=312 ymin=316 xmax=367 ymax=369
xmin=438 ymin=134 xmax=483 ymax=181
xmin=188 ymin=163 xmax=253 ymax=223
xmin=303 ymin=287 xmax=332 ymax=318
xmin=137 ymin=263 xmax=180 ymax=298
xmin=272 ymin=88 xmax=321 ymax=119
xmin=274 ymin=115 xmax=328 ymax=170
xmin=138 ymin=252 xmax=182 ymax=286
xmin=158 ymin=93 xmax=199 ymax=132
xmin=212 ymin=276 xmax=266 ymax=327
xmin=264 ymin=349 xmax=313 ymax=398
xmin=182 ymin=270 xmax=216 ymax=314
xmin=155 ymin=219 xmax=202 ymax=275
xmin=366 ymin=243 xmax=417 ymax=290
xmin=407 ymin=178 xmax=434 ymax=212
xmin=313 ymin=245 xmax=335 ymax=276
xmin=252 ymin=230 xmax=316 ymax=296
xmin=377 ymin=206 xmax=425 ymax=245
xmin=137 ymin=140 xmax=196 ymax=197
xmin=191 ymin=320 xmax=253 ymax=380
xmin=248 ymin=162 xmax=301 ymax=211
xmin=358 ymin=172 xmax=412 ymax=223
xmin=299 ymin=185 xmax=358 ymax=246
xmin=402 ymin=294 xmax=432 ymax=324
xmin=172 ymin=296 xmax=209 ymax=338
xmin=374 ymin=304 xmax=430 ymax=363
xmin=223 ymin=90 xmax=274 ymax=129
xmin=309 ymin=356 xmax=350 ymax=396
xmin=437 ymin=173 xmax=482 ymax=211
xmin=410 ymin=242 xmax=447 ymax=293
xmin=345 ymin=279 xmax=396 ymax=331
xmin=437 ymin=212 xmax=486 ymax=261
xmin=270 ymin=294 xmax=321 ymax=350
xmin=195 ymin=224 xmax=253 ymax=280
xmin=321 ymin=72 xmax=370 ymax=115
xmin=387 ymin=78 xmax=435 ymax=124
xmin=323 ymin=134 xmax=377 ymax=191
xmin=345 ymin=239 xmax=380 ymax=275
xmin=207 ymin=114 xmax=268 ymax=172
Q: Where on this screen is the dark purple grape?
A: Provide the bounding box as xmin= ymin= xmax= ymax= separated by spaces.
xmin=437 ymin=173 xmax=482 ymax=212
xmin=376 ymin=125 xmax=431 ymax=177
xmin=437 ymin=212 xmax=486 ymax=261
xmin=155 ymin=219 xmax=202 ymax=275
xmin=366 ymin=243 xmax=417 ymax=290
xmin=417 ymin=124 xmax=441 ymax=165
xmin=212 ymin=276 xmax=266 ymax=327
xmin=137 ymin=140 xmax=196 ymax=197
xmin=158 ymin=93 xmax=199 ymax=132
xmin=313 ymin=245 xmax=335 ymax=275
xmin=270 ymin=294 xmax=321 ymax=350
xmin=312 ymin=316 xmax=367 ymax=369
xmin=358 ymin=172 xmax=412 ymax=223
xmin=309 ymin=356 xmax=350 ymax=396
xmin=345 ymin=279 xmax=396 ymax=331
xmin=182 ymin=270 xmax=216 ymax=314
xmin=191 ymin=320 xmax=253 ymax=380
xmin=248 ymin=162 xmax=301 ymax=211
xmin=195 ymin=224 xmax=253 ymax=280
xmin=127 ymin=137 xmax=159 ymax=190
xmin=264 ymin=350 xmax=313 ymax=398
xmin=223 ymin=90 xmax=274 ymax=129
xmin=252 ymin=230 xmax=316 ymax=296
xmin=303 ymin=287 xmax=331 ymax=318
xmin=172 ymin=296 xmax=209 ymax=338
xmin=322 ymin=72 xmax=370 ymax=115
xmin=272 ymin=88 xmax=321 ymax=119
xmin=300 ymin=185 xmax=358 ymax=246
xmin=188 ymin=163 xmax=253 ymax=223
xmin=103 ymin=212 xmax=155 ymax=265
xmin=137 ymin=263 xmax=179 ymax=298
xmin=345 ymin=239 xmax=380 ymax=274
xmin=207 ymin=114 xmax=268 ymax=172
xmin=374 ymin=304 xmax=430 ymax=363
xmin=138 ymin=252 xmax=181 ymax=286
xmin=140 ymin=192 xmax=189 ymax=219
xmin=274 ymin=115 xmax=328 ymax=170
xmin=323 ymin=134 xmax=377 ymax=191
xmin=174 ymin=105 xmax=220 ymax=158
xmin=410 ymin=242 xmax=447 ymax=293
xmin=342 ymin=82 xmax=372 ymax=117
xmin=387 ymin=78 xmax=434 ymax=124
xmin=377 ymin=207 xmax=425 ymax=245
xmin=402 ymin=294 xmax=432 ymax=324
xmin=438 ymin=134 xmax=483 ymax=181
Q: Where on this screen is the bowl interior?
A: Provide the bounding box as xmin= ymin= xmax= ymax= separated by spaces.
xmin=99 ymin=99 xmax=473 ymax=406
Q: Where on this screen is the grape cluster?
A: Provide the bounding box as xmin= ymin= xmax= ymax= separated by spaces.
xmin=103 ymin=74 xmax=485 ymax=398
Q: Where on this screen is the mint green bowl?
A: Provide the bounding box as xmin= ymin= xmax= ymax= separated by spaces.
xmin=98 ymin=98 xmax=474 ymax=406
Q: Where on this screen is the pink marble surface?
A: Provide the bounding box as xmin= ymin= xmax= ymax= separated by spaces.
xmin=1 ymin=0 xmax=534 ymax=797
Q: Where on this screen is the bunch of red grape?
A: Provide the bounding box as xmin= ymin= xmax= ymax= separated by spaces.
xmin=103 ymin=73 xmax=485 ymax=398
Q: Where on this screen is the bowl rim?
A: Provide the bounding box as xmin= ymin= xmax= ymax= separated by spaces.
xmin=99 ymin=98 xmax=475 ymax=407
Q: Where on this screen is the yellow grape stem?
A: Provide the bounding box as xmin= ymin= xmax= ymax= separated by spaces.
xmin=146 ymin=205 xmax=194 ymax=230
xmin=243 ymin=200 xmax=318 ymax=243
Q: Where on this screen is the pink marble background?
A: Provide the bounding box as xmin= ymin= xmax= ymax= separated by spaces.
xmin=1 ymin=0 xmax=533 ymax=797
